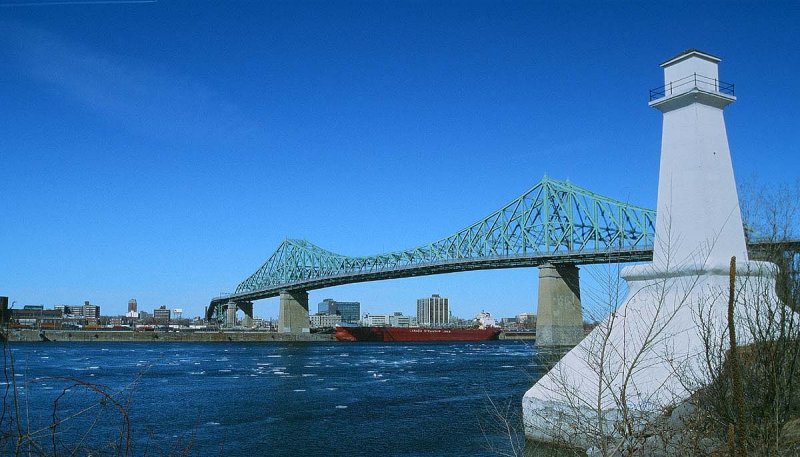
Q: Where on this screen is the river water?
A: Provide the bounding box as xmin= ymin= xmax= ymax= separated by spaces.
xmin=2 ymin=341 xmax=564 ymax=456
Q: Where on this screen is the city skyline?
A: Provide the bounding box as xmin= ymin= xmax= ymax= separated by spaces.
xmin=2 ymin=2 xmax=799 ymax=318
xmin=11 ymin=292 xmax=517 ymax=321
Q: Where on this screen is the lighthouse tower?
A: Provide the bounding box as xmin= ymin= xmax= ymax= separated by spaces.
xmin=650 ymin=49 xmax=747 ymax=268
xmin=522 ymin=50 xmax=780 ymax=447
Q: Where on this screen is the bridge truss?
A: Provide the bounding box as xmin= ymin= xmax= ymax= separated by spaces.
xmin=208 ymin=177 xmax=657 ymax=318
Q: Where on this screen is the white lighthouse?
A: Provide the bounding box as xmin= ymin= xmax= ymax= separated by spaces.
xmin=650 ymin=49 xmax=747 ymax=268
xmin=522 ymin=50 xmax=780 ymax=447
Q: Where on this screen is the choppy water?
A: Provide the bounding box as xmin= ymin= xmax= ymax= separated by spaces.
xmin=2 ymin=341 xmax=555 ymax=456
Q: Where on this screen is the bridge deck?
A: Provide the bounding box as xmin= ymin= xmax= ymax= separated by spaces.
xmin=207 ymin=175 xmax=800 ymax=320
xmin=208 ymin=240 xmax=800 ymax=318
xmin=209 ymin=247 xmax=653 ymax=310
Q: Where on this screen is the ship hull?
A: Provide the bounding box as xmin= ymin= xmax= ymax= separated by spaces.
xmin=335 ymin=326 xmax=500 ymax=342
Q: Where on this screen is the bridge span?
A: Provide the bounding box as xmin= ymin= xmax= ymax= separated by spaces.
xmin=209 ymin=177 xmax=658 ymax=346
xmin=212 ymin=246 xmax=654 ymax=305
xmin=208 ymin=176 xmax=797 ymax=346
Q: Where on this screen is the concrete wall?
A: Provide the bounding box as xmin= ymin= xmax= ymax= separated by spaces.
xmin=499 ymin=332 xmax=537 ymax=341
xmin=7 ymin=329 xmax=334 ymax=343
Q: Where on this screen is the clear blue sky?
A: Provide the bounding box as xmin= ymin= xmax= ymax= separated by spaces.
xmin=1 ymin=1 xmax=798 ymax=319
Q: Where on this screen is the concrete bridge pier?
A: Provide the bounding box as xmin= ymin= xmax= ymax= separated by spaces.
xmin=224 ymin=302 xmax=238 ymax=328
xmin=535 ymin=263 xmax=584 ymax=347
xmin=278 ymin=290 xmax=310 ymax=333
xmin=239 ymin=302 xmax=254 ymax=328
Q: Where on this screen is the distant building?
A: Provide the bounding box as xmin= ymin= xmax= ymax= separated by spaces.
xmin=335 ymin=301 xmax=361 ymax=323
xmin=82 ymin=301 xmax=100 ymax=319
xmin=359 ymin=312 xmax=414 ymax=327
xmin=417 ymin=294 xmax=449 ymax=326
xmin=317 ymin=298 xmax=361 ymax=323
xmin=499 ymin=317 xmax=517 ymax=327
xmin=23 ymin=304 xmax=44 ymax=311
xmin=11 ymin=308 xmax=62 ymax=328
xmin=517 ymin=313 xmax=536 ymax=329
xmin=362 ymin=314 xmax=388 ymax=327
xmin=56 ymin=305 xmax=82 ymax=317
xmin=310 ymin=313 xmax=342 ymax=328
xmin=154 ymin=306 xmax=171 ymax=323
xmin=125 ymin=299 xmax=139 ymax=318
xmin=388 ymin=312 xmax=413 ymax=327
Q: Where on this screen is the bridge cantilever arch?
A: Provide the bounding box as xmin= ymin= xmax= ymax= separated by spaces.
xmin=208 ymin=177 xmax=658 ymax=340
xmin=522 ymin=50 xmax=783 ymax=447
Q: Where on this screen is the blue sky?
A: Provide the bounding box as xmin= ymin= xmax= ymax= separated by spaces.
xmin=1 ymin=0 xmax=798 ymax=319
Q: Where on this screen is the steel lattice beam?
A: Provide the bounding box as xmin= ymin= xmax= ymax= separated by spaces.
xmin=207 ymin=177 xmax=657 ymax=318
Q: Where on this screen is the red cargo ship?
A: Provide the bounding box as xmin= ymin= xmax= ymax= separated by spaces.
xmin=335 ymin=326 xmax=501 ymax=342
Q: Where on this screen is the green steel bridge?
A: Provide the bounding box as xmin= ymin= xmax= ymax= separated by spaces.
xmin=207 ymin=177 xmax=659 ymax=320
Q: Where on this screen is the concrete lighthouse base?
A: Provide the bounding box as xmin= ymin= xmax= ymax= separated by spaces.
xmin=522 ymin=259 xmax=780 ymax=448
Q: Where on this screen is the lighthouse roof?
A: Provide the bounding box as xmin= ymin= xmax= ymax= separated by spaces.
xmin=661 ymin=49 xmax=721 ymax=68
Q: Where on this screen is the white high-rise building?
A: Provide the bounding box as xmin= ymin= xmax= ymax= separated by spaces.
xmin=416 ymin=294 xmax=449 ymax=326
